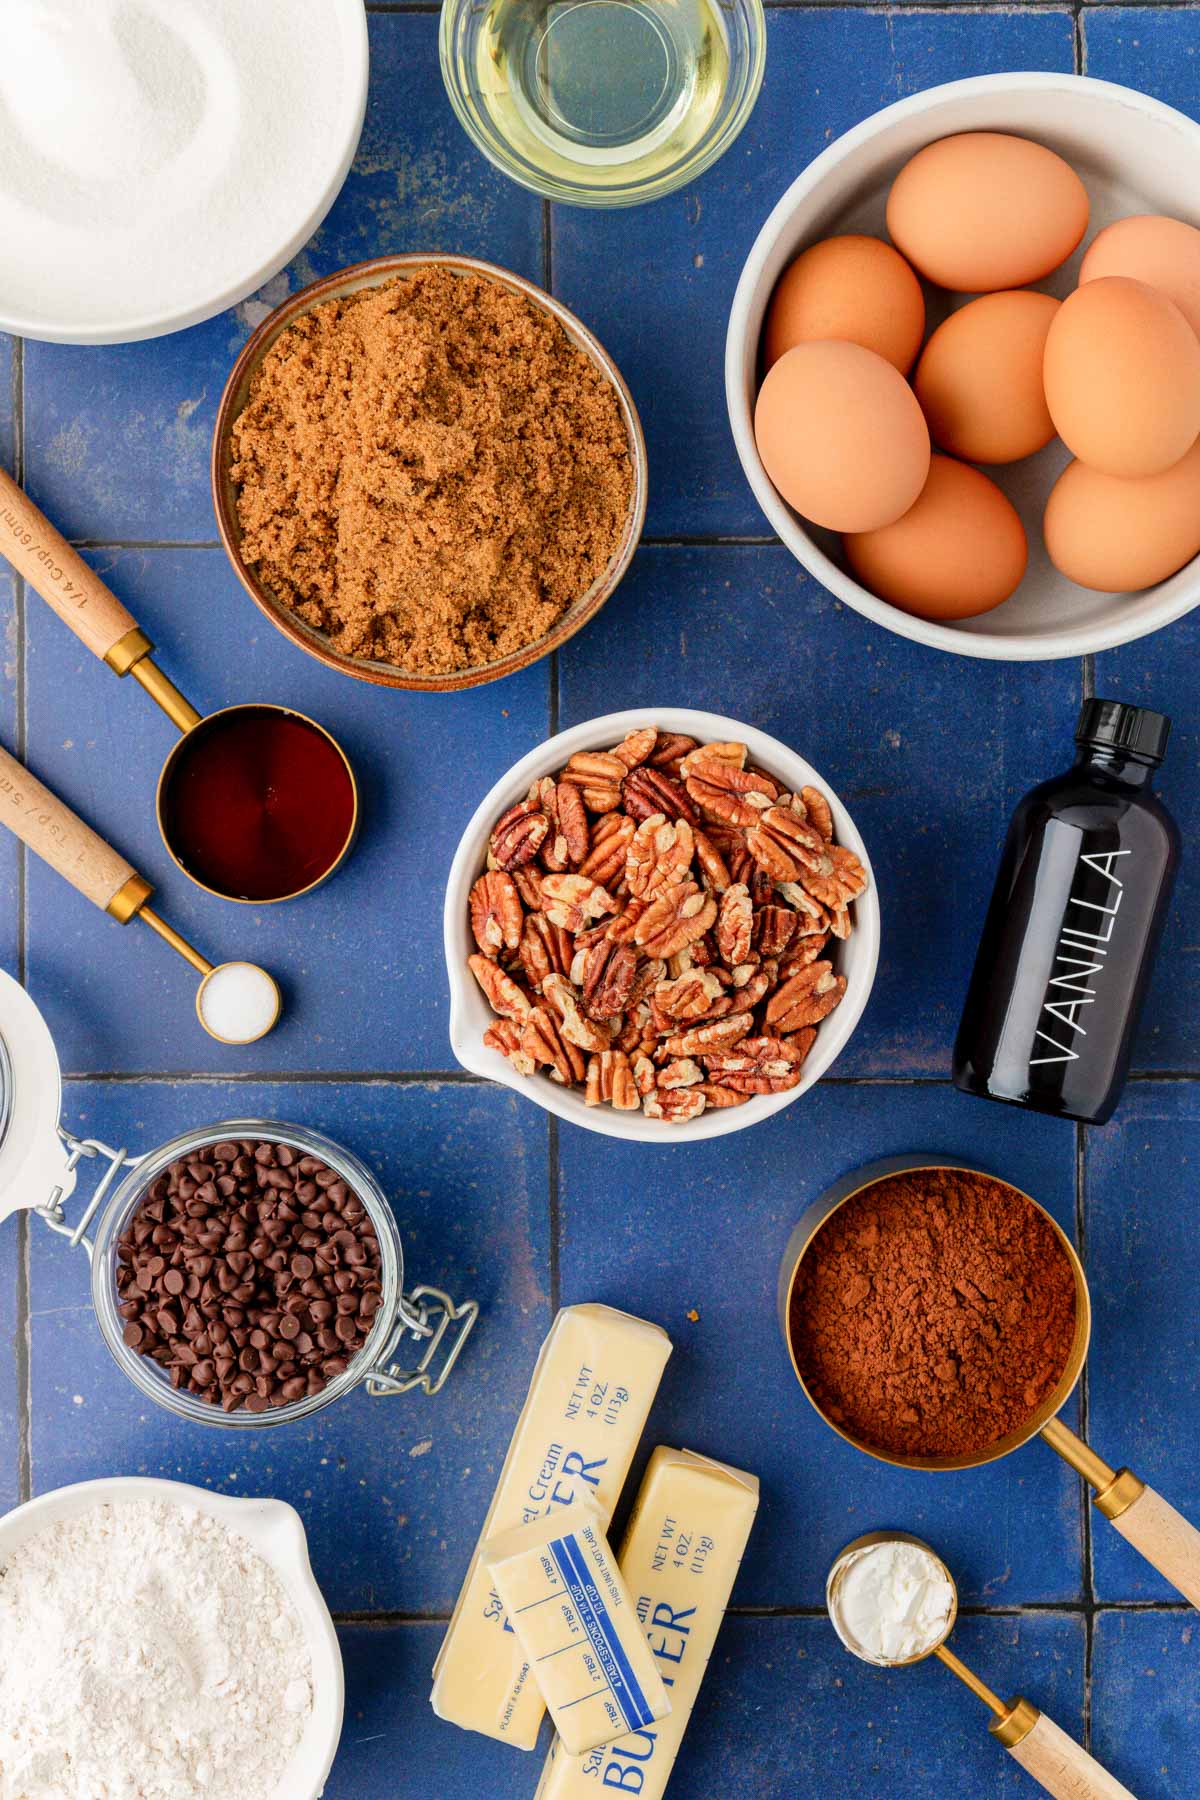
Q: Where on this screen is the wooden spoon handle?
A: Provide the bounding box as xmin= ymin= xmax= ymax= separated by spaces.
xmin=1004 ymin=1711 xmax=1138 ymax=1800
xmin=0 ymin=740 xmax=148 ymax=915
xmin=0 ymin=466 xmax=145 ymax=667
xmin=1107 ymin=1483 xmax=1200 ymax=1609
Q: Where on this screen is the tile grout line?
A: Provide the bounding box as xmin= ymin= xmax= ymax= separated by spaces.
xmin=54 ymin=1067 xmax=1200 ymax=1085
xmin=1075 ymin=1118 xmax=1098 ymax=1748
xmin=12 ymin=332 xmax=32 ymax=1507
xmin=547 ymin=1115 xmax=561 ymax=1315
xmin=330 ymin=1598 xmax=1194 ymax=1626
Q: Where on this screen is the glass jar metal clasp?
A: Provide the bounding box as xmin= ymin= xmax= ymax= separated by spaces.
xmin=365 ymin=1285 xmax=480 ymax=1399
xmin=33 ymin=1129 xmax=144 ymax=1263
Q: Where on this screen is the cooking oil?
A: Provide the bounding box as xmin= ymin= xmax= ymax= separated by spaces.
xmin=468 ymin=0 xmax=732 ymax=194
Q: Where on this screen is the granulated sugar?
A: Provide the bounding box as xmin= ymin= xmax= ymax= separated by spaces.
xmin=0 ymin=1498 xmax=313 ymax=1800
xmin=0 ymin=1 xmax=357 ymax=332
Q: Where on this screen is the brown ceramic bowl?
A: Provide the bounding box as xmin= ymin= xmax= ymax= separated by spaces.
xmin=211 ymin=254 xmax=648 ymax=692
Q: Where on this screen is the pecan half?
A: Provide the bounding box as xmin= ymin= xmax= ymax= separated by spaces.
xmin=693 ymin=826 xmax=732 ymax=894
xmin=753 ymin=904 xmax=797 ymax=959
xmin=542 ymin=974 xmax=615 ymax=1054
xmin=648 ymin=732 xmax=698 ymax=775
xmin=780 ymin=932 xmax=830 ymax=979
xmin=483 ymin=1019 xmax=536 ymax=1076
xmin=800 ymin=844 xmax=869 ymax=910
xmin=520 ymin=912 xmax=573 ymax=990
xmin=701 ymin=1035 xmax=807 ymax=1094
xmin=654 ymin=968 xmax=726 ymax=1023
xmin=512 ymin=864 xmax=545 ymax=910
xmin=560 ymin=750 xmax=625 ymax=813
xmin=579 ymin=813 xmax=635 ymax=887
xmin=626 ymin=814 xmax=695 ymax=898
xmin=745 ymin=805 xmax=826 ymax=883
xmin=538 ymin=779 xmax=591 ymax=872
xmin=540 ymin=872 xmax=618 ymax=932
xmin=633 ymin=882 xmax=717 ymax=960
xmin=586 ymin=1049 xmax=640 ymax=1110
xmin=490 ymin=800 xmax=550 ymax=870
xmin=716 ymin=883 xmax=753 ymax=966
xmin=468 ymin=954 xmax=532 ymax=1021
xmin=734 ymin=959 xmax=778 ymax=1012
xmin=801 ymin=786 xmax=834 ymax=842
xmin=679 ymin=740 xmax=747 ymax=777
xmin=664 ymin=1011 xmax=753 ymax=1057
xmin=469 ymin=871 xmax=523 ymax=959
xmin=698 ymin=1082 xmax=750 ymax=1109
xmin=623 ymin=766 xmax=699 ymax=826
xmin=765 ymin=962 xmax=847 ymax=1032
xmin=579 ymin=938 xmax=639 ymax=1018
xmin=642 ymin=1086 xmax=706 ymax=1123
xmin=611 ymin=726 xmax=658 ymax=771
xmin=657 ymin=1057 xmax=704 ymax=1089
xmin=684 ymin=756 xmax=777 ymax=828
xmin=521 ymin=1007 xmax=586 ymax=1085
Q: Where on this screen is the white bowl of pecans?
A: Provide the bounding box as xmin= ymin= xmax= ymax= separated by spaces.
xmin=444 ymin=709 xmax=880 ymax=1141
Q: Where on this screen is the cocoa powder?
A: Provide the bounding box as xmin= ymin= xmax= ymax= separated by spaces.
xmin=229 ymin=267 xmax=634 ymax=676
xmin=789 ymin=1167 xmax=1077 ymax=1458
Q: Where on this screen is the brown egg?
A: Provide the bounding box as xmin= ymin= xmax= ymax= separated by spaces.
xmin=1080 ymin=215 xmax=1200 ymax=338
xmin=915 ymin=292 xmax=1059 ymax=464
xmin=763 ymin=234 xmax=925 ymax=374
xmin=845 ymin=454 xmax=1027 ymax=620
xmin=1042 ymin=276 xmax=1200 ymax=477
xmin=887 ymin=132 xmax=1088 ymax=293
xmin=1044 ymin=438 xmax=1200 ymax=591
xmin=753 ymin=341 xmax=930 ymax=533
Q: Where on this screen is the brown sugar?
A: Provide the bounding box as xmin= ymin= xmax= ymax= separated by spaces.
xmin=788 ymin=1167 xmax=1078 ymax=1459
xmin=229 ymin=268 xmax=634 ymax=676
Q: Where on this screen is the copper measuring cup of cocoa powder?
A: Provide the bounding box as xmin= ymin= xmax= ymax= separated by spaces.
xmin=0 ymin=468 xmax=357 ymax=904
xmin=778 ymin=1155 xmax=1200 ymax=1611
xmin=827 ymin=1531 xmax=1137 ymax=1800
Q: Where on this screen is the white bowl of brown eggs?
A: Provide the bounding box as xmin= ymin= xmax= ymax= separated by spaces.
xmin=726 ymin=73 xmax=1200 ymax=660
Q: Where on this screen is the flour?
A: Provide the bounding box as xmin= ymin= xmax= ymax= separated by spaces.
xmin=0 ymin=1499 xmax=314 ymax=1800
xmin=0 ymin=0 xmax=359 ymax=333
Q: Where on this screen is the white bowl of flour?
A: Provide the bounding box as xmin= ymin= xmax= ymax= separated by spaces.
xmin=0 ymin=1477 xmax=345 ymax=1800
xmin=0 ymin=0 xmax=369 ymax=343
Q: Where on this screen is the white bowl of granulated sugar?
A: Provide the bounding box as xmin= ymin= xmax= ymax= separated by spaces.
xmin=0 ymin=1477 xmax=344 ymax=1800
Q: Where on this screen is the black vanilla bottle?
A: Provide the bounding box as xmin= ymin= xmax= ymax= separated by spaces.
xmin=954 ymin=700 xmax=1179 ymax=1125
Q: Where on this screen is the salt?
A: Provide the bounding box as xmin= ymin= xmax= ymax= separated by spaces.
xmin=198 ymin=960 xmax=280 ymax=1044
xmin=0 ymin=0 xmax=359 ymax=333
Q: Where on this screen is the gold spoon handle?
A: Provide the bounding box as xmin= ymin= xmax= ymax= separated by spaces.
xmin=0 ymin=738 xmax=150 ymax=919
xmin=1042 ymin=1418 xmax=1200 ymax=1608
xmin=0 ymin=466 xmax=201 ymax=730
xmin=934 ymin=1650 xmax=1139 ymax=1800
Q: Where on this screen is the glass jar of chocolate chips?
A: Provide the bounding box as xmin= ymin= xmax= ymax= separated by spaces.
xmin=85 ymin=1120 xmax=478 ymax=1428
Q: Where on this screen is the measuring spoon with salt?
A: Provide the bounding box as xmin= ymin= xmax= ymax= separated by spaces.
xmin=827 ymin=1533 xmax=1137 ymax=1800
xmin=0 ymin=742 xmax=279 ymax=1045
xmin=0 ymin=468 xmax=357 ymax=905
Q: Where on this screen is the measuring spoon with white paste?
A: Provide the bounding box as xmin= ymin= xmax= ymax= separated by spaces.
xmin=0 ymin=741 xmax=279 ymax=1045
xmin=827 ymin=1534 xmax=1138 ymax=1800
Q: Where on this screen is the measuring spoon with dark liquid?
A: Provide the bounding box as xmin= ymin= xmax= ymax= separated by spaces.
xmin=0 ymin=467 xmax=357 ymax=904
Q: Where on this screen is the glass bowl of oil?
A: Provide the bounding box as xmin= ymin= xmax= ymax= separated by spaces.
xmin=440 ymin=0 xmax=765 ymax=207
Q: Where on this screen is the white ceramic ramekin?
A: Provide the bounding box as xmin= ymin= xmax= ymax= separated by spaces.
xmin=444 ymin=708 xmax=880 ymax=1143
xmin=726 ymin=73 xmax=1200 ymax=662
xmin=0 ymin=1477 xmax=344 ymax=1799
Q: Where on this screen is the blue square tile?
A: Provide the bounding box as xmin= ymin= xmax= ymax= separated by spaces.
xmin=551 ymin=8 xmax=1076 ymax=539
xmin=558 ymin=1082 xmax=1085 ymax=1606
xmin=1084 ymin=1084 xmax=1200 ymax=1602
xmin=1091 ymin=1610 xmax=1200 ymax=1800
xmin=1093 ymin=612 xmax=1198 ymax=1073
xmin=332 ymin=1623 xmax=535 ymax=1799
xmin=23 ymin=546 xmax=549 ymax=1072
xmin=26 ymin=1079 xmax=550 ymax=1613
xmin=1083 ymin=7 xmax=1200 ymax=102
xmin=21 ymin=12 xmax=544 ymax=545
xmin=556 ymin=544 xmax=1083 ymax=1077
xmin=671 ymin=1614 xmax=1085 ymax=1796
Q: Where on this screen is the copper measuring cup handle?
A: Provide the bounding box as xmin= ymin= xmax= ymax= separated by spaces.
xmin=0 ymin=466 xmax=201 ymax=732
xmin=1042 ymin=1417 xmax=1200 ymax=1609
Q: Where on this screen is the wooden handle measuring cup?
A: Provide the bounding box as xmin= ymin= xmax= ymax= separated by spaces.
xmin=0 ymin=464 xmax=201 ymax=729
xmin=0 ymin=740 xmax=280 ymax=1044
xmin=986 ymin=1695 xmax=1137 ymax=1800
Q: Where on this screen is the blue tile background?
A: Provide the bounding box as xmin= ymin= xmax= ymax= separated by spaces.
xmin=1 ymin=6 xmax=1198 ymax=1797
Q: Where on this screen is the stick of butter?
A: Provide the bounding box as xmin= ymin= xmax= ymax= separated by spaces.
xmin=533 ymin=1446 xmax=759 ymax=1798
xmin=484 ymin=1501 xmax=672 ymax=1756
xmin=431 ymin=1304 xmax=672 ymax=1749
